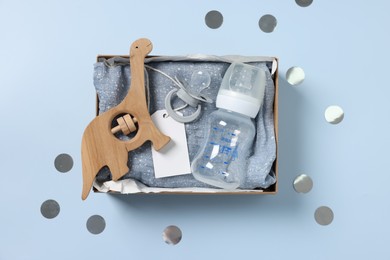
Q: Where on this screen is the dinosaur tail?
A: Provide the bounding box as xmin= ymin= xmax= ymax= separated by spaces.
xmin=81 ymin=132 xmax=99 ymax=200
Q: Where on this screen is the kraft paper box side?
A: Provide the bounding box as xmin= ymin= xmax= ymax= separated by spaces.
xmin=92 ymin=55 xmax=279 ymax=195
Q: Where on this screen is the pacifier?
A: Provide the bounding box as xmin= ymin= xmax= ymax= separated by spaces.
xmin=165 ymin=70 xmax=213 ymax=123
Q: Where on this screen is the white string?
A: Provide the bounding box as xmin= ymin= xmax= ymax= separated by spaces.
xmin=102 ymin=61 xmax=200 ymax=114
xmin=145 ymin=64 xmax=213 ymax=104
xmin=144 ymin=65 xmax=191 ymax=113
xmin=174 ymin=104 xmax=188 ymax=111
xmin=145 ymin=65 xmax=184 ymax=90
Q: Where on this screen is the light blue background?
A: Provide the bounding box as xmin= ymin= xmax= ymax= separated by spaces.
xmin=1 ymin=1 xmax=389 ymax=259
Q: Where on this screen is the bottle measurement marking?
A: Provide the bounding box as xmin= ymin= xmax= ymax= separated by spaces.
xmin=221 ymin=171 xmax=229 ymax=176
xmin=220 ymin=137 xmax=231 ymax=143
xmin=212 ymin=127 xmax=225 ymax=132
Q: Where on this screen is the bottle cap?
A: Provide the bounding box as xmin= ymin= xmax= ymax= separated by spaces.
xmin=216 ymin=62 xmax=266 ymax=118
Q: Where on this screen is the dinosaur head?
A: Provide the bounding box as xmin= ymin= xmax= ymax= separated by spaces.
xmin=130 ymin=38 xmax=153 ymax=58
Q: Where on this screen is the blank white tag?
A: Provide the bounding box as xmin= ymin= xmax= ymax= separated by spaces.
xmin=151 ymin=110 xmax=191 ymax=178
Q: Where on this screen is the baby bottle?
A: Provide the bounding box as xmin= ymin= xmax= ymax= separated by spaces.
xmin=191 ymin=62 xmax=266 ymax=189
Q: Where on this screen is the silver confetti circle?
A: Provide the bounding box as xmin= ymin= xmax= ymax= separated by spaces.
xmin=54 ymin=153 xmax=73 ymax=173
xmin=293 ymin=174 xmax=313 ymax=193
xmin=86 ymin=215 xmax=106 ymax=235
xmin=205 ymin=10 xmax=223 ymax=29
xmin=296 ymin=0 xmax=313 ymax=7
xmin=41 ymin=199 xmax=60 ymax=219
xmin=325 ymin=105 xmax=344 ymax=124
xmin=163 ymin=225 xmax=182 ymax=245
xmin=259 ymin=14 xmax=277 ymax=33
xmin=286 ymin=66 xmax=305 ymax=86
xmin=315 ymin=206 xmax=334 ymax=226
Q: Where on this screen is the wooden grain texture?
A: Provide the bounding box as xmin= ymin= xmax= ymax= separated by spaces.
xmin=81 ymin=38 xmax=171 ymax=200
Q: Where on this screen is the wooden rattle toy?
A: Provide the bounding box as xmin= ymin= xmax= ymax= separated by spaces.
xmin=81 ymin=38 xmax=171 ymax=200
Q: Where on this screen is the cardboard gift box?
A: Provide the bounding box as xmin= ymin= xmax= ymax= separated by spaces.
xmin=91 ymin=54 xmax=279 ymax=195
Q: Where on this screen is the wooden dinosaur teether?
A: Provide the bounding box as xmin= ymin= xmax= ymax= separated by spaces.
xmin=81 ymin=38 xmax=171 ymax=200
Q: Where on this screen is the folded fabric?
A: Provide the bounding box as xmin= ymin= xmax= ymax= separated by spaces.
xmin=93 ymin=59 xmax=276 ymax=189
